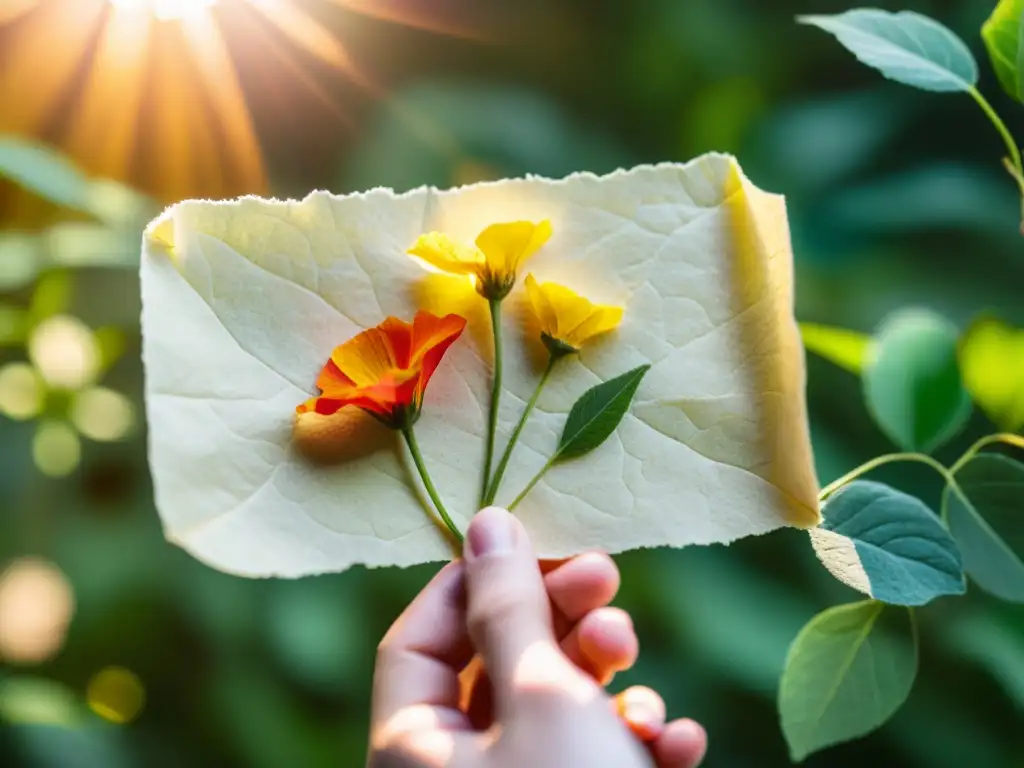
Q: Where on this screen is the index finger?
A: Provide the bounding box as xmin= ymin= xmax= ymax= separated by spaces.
xmin=371 ymin=561 xmax=474 ymax=726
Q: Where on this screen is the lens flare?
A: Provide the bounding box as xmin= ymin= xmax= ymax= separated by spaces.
xmin=0 ymin=558 xmax=75 ymax=665
xmin=108 ymin=0 xmax=216 ymax=21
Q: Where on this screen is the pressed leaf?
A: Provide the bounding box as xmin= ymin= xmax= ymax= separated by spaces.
xmin=798 ymin=9 xmax=978 ymax=93
xmin=982 ymin=0 xmax=1024 ymax=102
xmin=780 ymin=601 xmax=918 ymax=761
xmin=944 ymin=454 xmax=1024 ymax=602
xmin=555 ymin=365 xmax=650 ymax=462
xmin=811 ymin=481 xmax=964 ymax=606
xmin=799 ymin=323 xmax=871 ymax=375
xmin=958 ymin=316 xmax=1024 ymax=432
xmin=140 ymin=156 xmax=822 ymax=576
xmin=862 ymin=309 xmax=972 ymax=453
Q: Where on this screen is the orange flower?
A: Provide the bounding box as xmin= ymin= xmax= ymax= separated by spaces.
xmin=297 ymin=311 xmax=467 ymax=429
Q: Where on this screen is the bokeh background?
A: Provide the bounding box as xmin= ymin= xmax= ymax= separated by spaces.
xmin=1 ymin=0 xmax=1022 ymax=765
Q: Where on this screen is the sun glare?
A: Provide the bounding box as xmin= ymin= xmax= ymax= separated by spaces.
xmin=108 ymin=0 xmax=217 ymax=21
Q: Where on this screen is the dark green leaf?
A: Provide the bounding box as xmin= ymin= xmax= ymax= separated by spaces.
xmin=862 ymin=309 xmax=972 ymax=452
xmin=555 ymin=365 xmax=650 ymax=461
xmin=982 ymin=0 xmax=1024 ymax=102
xmin=780 ymin=601 xmax=918 ymax=761
xmin=943 ymin=454 xmax=1024 ymax=602
xmin=812 ymin=481 xmax=964 ymax=606
xmin=798 ymin=10 xmax=978 ymax=93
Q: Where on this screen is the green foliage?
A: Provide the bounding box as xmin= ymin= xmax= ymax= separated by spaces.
xmin=814 ymin=481 xmax=964 ymax=606
xmin=798 ymin=10 xmax=977 ymax=93
xmin=944 ymin=454 xmax=1024 ymax=602
xmin=982 ymin=0 xmax=1024 ymax=102
xmin=555 ymin=364 xmax=650 ymax=461
xmin=799 ymin=323 xmax=870 ymax=375
xmin=862 ymin=310 xmax=972 ymax=453
xmin=779 ymin=601 xmax=918 ymax=761
xmin=958 ymin=317 xmax=1024 ymax=432
xmin=0 ymin=136 xmax=93 ymax=212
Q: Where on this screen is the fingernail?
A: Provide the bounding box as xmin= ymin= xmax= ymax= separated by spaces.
xmin=467 ymin=506 xmax=517 ymax=558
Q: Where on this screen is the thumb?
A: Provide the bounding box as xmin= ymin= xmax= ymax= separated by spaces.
xmin=463 ymin=507 xmax=559 ymax=699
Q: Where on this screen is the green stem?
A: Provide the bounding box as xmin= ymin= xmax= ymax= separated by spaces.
xmin=968 ymin=86 xmax=1024 ymax=221
xmin=949 ymin=432 xmax=1024 ymax=476
xmin=508 ymin=457 xmax=556 ymax=511
xmin=402 ymin=425 xmax=462 ymax=543
xmin=486 ymin=355 xmax=557 ymax=505
xmin=817 ymin=452 xmax=954 ymax=502
xmin=481 ymin=298 xmax=503 ymax=506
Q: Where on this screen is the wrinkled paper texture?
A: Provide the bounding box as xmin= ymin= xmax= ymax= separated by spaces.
xmin=141 ymin=154 xmax=820 ymax=577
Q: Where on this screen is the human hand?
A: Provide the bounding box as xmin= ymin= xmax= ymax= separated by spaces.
xmin=368 ymin=506 xmax=707 ymax=767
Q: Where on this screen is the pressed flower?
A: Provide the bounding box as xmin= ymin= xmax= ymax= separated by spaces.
xmin=484 ymin=277 xmax=624 ymax=504
xmin=297 ymin=311 xmax=466 ymax=430
xmin=525 ymin=274 xmax=624 ymax=356
xmin=408 ymin=220 xmax=552 ymax=300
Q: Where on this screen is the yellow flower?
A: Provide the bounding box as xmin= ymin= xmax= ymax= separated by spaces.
xmin=408 ymin=220 xmax=552 ymax=300
xmin=525 ymin=274 xmax=623 ymax=355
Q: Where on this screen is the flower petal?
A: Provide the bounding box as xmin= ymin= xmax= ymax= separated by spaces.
xmin=564 ymin=305 xmax=624 ymax=348
xmin=475 ymin=219 xmax=552 ymax=274
xmin=408 ymin=232 xmax=482 ymax=276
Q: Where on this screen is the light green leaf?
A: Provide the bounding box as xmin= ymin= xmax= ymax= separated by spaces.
xmin=780 ymin=601 xmax=918 ymax=761
xmin=0 ymin=136 xmax=92 ymax=210
xmin=982 ymin=0 xmax=1024 ymax=102
xmin=958 ymin=316 xmax=1024 ymax=432
xmin=800 ymin=322 xmax=871 ymax=375
xmin=944 ymin=454 xmax=1024 ymax=602
xmin=812 ymin=481 xmax=964 ymax=606
xmin=862 ymin=309 xmax=972 ymax=453
xmin=555 ymin=365 xmax=650 ymax=462
xmin=798 ymin=9 xmax=978 ymax=93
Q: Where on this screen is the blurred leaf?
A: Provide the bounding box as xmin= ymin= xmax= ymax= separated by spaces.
xmin=800 ymin=323 xmax=870 ymax=375
xmin=555 ymin=365 xmax=649 ymax=461
xmin=0 ymin=233 xmax=43 ymax=291
xmin=29 ymin=271 xmax=72 ymax=323
xmin=7 ymin=724 xmax=132 ymax=768
xmin=45 ymin=223 xmax=140 ymax=270
xmin=958 ymin=316 xmax=1024 ymax=432
xmin=944 ymin=454 xmax=1024 ymax=602
xmin=862 ymin=309 xmax=972 ymax=453
xmin=344 ymin=81 xmax=629 ymax=193
xmin=779 ymin=601 xmax=917 ymax=761
xmin=265 ymin=577 xmax=371 ymax=697
xmin=798 ymin=10 xmax=978 ymax=93
xmin=650 ymin=548 xmax=814 ymax=696
xmin=0 ymin=304 xmax=28 ymax=346
xmin=822 ymin=164 xmax=1020 ymax=234
xmin=982 ymin=0 xmax=1024 ymax=102
xmin=811 ymin=481 xmax=965 ymax=605
xmin=0 ymin=677 xmax=85 ymax=727
xmin=943 ymin=610 xmax=1024 ymax=708
xmin=748 ymin=88 xmax=911 ymax=192
xmin=0 ymin=136 xmax=92 ymax=211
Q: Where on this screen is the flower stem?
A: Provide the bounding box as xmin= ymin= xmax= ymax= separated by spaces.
xmin=508 ymin=457 xmax=556 ymax=511
xmin=402 ymin=424 xmax=462 ymax=543
xmin=817 ymin=452 xmax=953 ymax=502
xmin=486 ymin=354 xmax=557 ymax=505
xmin=481 ymin=298 xmax=503 ymax=506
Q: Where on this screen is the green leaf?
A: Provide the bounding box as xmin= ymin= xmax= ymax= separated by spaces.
xmin=982 ymin=0 xmax=1024 ymax=102
xmin=800 ymin=323 xmax=871 ymax=375
xmin=812 ymin=481 xmax=965 ymax=606
xmin=943 ymin=454 xmax=1024 ymax=602
xmin=555 ymin=365 xmax=650 ymax=461
xmin=780 ymin=601 xmax=918 ymax=761
xmin=798 ymin=9 xmax=978 ymax=93
xmin=958 ymin=316 xmax=1024 ymax=432
xmin=862 ymin=309 xmax=972 ymax=453
xmin=0 ymin=136 xmax=92 ymax=210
